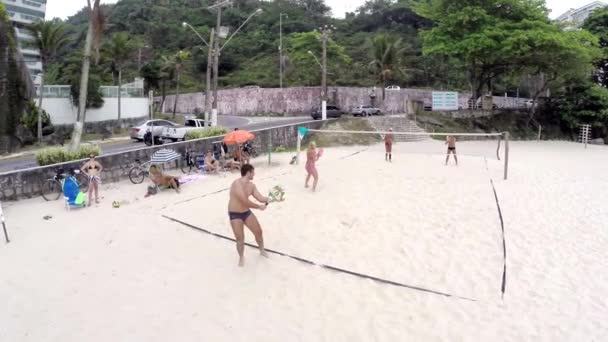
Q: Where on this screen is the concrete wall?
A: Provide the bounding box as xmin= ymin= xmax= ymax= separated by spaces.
xmin=161 ymin=87 xmax=529 ymax=116
xmin=43 ymin=98 xmax=150 ymax=125
xmin=0 ymin=120 xmax=325 ymax=201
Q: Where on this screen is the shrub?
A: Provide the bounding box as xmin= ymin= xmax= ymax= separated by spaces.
xmin=36 ymin=145 xmax=102 ymax=166
xmin=184 ymin=127 xmax=228 ymax=141
xmin=21 ymin=101 xmax=51 ymax=132
xmin=274 ymin=145 xmax=287 ymax=153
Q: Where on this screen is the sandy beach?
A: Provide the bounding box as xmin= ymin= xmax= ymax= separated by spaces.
xmin=0 ymin=139 xmax=607 ymax=341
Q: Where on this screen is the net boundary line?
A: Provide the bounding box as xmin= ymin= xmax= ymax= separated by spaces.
xmin=489 ymin=179 xmax=507 ymax=299
xmin=162 ymin=215 xmax=477 ymax=302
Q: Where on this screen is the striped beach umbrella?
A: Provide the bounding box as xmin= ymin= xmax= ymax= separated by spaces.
xmin=151 ymin=149 xmax=181 ymax=164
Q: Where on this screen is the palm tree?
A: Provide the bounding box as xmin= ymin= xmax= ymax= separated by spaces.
xmin=70 ymin=0 xmax=104 ymax=152
xmin=159 ymin=55 xmax=175 ymax=114
xmin=167 ymin=50 xmax=191 ymax=119
xmin=368 ymin=34 xmax=407 ymax=100
xmin=27 ymin=20 xmax=70 ymax=143
xmin=104 ymin=32 xmax=135 ymax=131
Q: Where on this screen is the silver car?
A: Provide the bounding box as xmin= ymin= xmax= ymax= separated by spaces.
xmin=129 ymin=119 xmax=177 ymax=141
xmin=351 ymin=105 xmax=382 ymax=117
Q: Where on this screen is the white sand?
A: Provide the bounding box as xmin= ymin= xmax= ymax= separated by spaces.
xmin=0 ymin=140 xmax=607 ymax=341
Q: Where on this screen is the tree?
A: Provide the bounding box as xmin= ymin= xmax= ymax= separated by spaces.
xmin=165 ymin=50 xmax=191 ymax=119
xmin=27 ymin=20 xmax=70 ymax=143
xmin=104 ymin=32 xmax=136 ymax=131
xmin=414 ymin=0 xmax=550 ymax=101
xmin=286 ymin=31 xmax=351 ymax=87
xmin=368 ymin=33 xmax=408 ymax=100
xmin=509 ymin=24 xmax=600 ymax=124
xmin=583 ymin=8 xmax=608 ymax=88
xmin=70 ymin=0 xmax=104 ymax=152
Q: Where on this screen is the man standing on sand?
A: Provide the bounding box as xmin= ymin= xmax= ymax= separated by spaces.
xmin=384 ymin=128 xmax=394 ymax=162
xmin=228 ymin=164 xmax=269 ymax=267
xmin=445 ymin=135 xmax=458 ymax=165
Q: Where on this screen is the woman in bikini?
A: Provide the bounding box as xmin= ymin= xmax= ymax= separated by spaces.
xmin=305 ymin=141 xmax=319 ymax=191
xmin=81 ymin=154 xmax=103 ymax=205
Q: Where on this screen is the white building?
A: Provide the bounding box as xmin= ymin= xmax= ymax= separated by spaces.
xmin=555 ymin=1 xmax=607 ymax=29
xmin=1 ymin=0 xmax=47 ymax=82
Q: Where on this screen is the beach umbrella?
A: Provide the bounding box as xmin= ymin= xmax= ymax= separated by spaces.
xmin=223 ymin=130 xmax=255 ymax=145
xmin=151 ymin=149 xmax=181 ymax=164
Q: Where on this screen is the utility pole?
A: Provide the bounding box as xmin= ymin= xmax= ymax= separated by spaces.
xmin=205 ymin=28 xmax=215 ymax=127
xmin=318 ymin=25 xmax=334 ymax=120
xmin=279 ymin=13 xmax=287 ymax=88
xmin=207 ymin=0 xmax=231 ymax=127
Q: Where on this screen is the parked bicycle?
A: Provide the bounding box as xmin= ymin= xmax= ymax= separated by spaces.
xmin=181 ymin=149 xmax=202 ymax=174
xmin=128 ymin=159 xmax=152 ymax=184
xmin=42 ymin=169 xmax=89 ymax=201
xmin=243 ymin=141 xmax=258 ymax=158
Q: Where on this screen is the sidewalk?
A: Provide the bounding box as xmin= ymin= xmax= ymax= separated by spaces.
xmin=0 ymin=136 xmax=132 ymax=161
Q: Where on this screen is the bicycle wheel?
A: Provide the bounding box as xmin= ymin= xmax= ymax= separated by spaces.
xmin=41 ymin=179 xmax=62 ymax=201
xmin=129 ymin=166 xmax=146 ymax=184
xmin=74 ymin=172 xmax=89 ymax=193
xmin=180 ymin=158 xmax=192 ymax=174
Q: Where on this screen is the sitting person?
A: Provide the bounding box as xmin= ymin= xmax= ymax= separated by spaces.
xmin=240 ymin=146 xmax=251 ymax=165
xmin=145 ymin=165 xmax=180 ymax=197
xmin=204 ymin=150 xmax=219 ymax=173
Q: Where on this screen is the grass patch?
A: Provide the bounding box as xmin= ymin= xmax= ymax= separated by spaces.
xmin=306 ymin=117 xmax=382 ymax=148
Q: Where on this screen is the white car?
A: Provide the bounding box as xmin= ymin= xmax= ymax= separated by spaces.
xmin=162 ymin=119 xmax=209 ymax=141
xmin=386 ymin=85 xmax=401 ymax=90
xmin=129 ymin=119 xmax=177 ymax=141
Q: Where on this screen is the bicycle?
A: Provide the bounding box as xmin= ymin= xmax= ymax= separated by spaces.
xmin=180 ymin=149 xmax=201 ymax=174
xmin=128 ymin=159 xmax=152 ymax=184
xmin=243 ymin=141 xmax=258 ymax=158
xmin=41 ymin=169 xmax=89 ymax=201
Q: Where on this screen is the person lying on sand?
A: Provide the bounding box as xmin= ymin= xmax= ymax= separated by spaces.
xmin=445 ymin=135 xmax=458 ymax=166
xmin=145 ymin=165 xmax=180 ymax=197
xmin=227 ymin=164 xmax=269 ymax=267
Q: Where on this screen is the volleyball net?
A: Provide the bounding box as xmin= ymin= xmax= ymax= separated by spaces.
xmin=295 ymin=128 xmax=510 ymax=180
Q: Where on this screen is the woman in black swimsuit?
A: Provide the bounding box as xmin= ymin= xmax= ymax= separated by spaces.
xmin=81 ymin=154 xmax=103 ymax=205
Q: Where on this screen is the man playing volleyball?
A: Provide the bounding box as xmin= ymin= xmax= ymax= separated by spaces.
xmin=228 ymin=164 xmax=269 ymax=267
xmin=445 ymin=135 xmax=458 ymax=165
xmin=384 ymin=128 xmax=394 ymax=162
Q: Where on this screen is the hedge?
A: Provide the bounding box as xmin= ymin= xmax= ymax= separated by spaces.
xmin=36 ymin=145 xmax=102 ymax=166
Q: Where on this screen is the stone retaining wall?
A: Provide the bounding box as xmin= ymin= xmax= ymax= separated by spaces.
xmin=0 ymin=120 xmax=325 ymax=201
xmin=161 ymin=87 xmax=529 ymax=116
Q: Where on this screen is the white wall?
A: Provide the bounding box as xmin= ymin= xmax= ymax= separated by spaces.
xmin=42 ymin=98 xmax=150 ymax=125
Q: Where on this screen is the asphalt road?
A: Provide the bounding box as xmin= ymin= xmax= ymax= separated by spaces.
xmin=0 ymin=116 xmax=312 ymax=173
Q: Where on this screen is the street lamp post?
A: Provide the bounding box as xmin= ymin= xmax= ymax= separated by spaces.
xmin=210 ymin=7 xmax=262 ymax=126
xmin=182 ymin=22 xmax=213 ymax=126
xmin=318 ymin=25 xmax=335 ymax=101
xmin=279 ymin=13 xmax=288 ymax=89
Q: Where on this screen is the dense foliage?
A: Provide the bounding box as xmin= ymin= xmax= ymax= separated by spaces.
xmin=28 ymin=0 xmax=608 ymax=141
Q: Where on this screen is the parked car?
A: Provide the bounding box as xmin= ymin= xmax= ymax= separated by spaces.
xmin=130 ymin=119 xmax=177 ymax=141
xmin=311 ymin=105 xmax=344 ymax=120
xmin=524 ymin=99 xmax=536 ymax=108
xmin=162 ymin=119 xmax=209 ymax=142
xmin=385 ymin=85 xmax=401 ymax=91
xmin=352 ymin=105 xmax=382 ymax=117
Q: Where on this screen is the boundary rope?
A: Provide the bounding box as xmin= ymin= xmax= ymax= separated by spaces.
xmin=484 ymin=157 xmax=507 ymax=299
xmin=162 ymin=215 xmax=477 ymax=302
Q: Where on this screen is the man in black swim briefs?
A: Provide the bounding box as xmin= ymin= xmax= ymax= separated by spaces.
xmin=445 ymin=135 xmax=458 ymax=166
xmin=227 ymin=164 xmax=269 ymax=267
